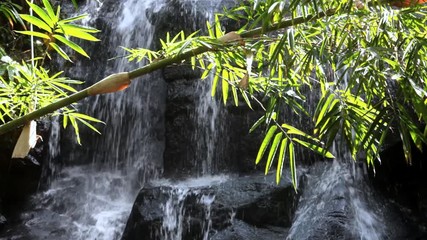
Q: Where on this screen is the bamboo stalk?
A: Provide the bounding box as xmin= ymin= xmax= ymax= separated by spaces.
xmin=0 ymin=10 xmax=334 ymax=135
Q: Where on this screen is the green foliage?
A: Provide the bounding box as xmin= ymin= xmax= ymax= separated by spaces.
xmin=16 ymin=0 xmax=100 ymax=62
xmin=0 ymin=49 xmax=102 ymax=144
xmin=0 ymin=1 xmax=102 ymax=144
xmin=0 ymin=0 xmax=24 ymax=28
xmin=122 ymin=0 xmax=427 ymax=189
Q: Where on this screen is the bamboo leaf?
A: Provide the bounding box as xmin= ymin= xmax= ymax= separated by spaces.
xmin=76 ymin=118 xmax=101 ymax=134
xmin=69 ymin=115 xmax=81 ymax=145
xmin=15 ymin=30 xmax=50 ymax=39
xmin=222 ymin=69 xmax=229 ymax=104
xmin=289 ymin=141 xmax=297 ymax=190
xmin=49 ymin=42 xmax=71 ymax=61
xmin=255 ymin=125 xmax=277 ymax=164
xmin=293 ymin=138 xmax=334 ymax=158
xmin=42 ymin=0 xmax=56 ymax=22
xmin=20 ymin=14 xmax=52 ymax=33
xmin=250 ymin=115 xmax=266 ymax=133
xmin=56 ymin=24 xmax=100 ymax=41
xmin=211 ymin=71 xmax=219 ymax=97
xmin=27 ymin=1 xmax=54 ymax=28
xmin=49 ymin=80 xmax=78 ymax=93
xmin=265 ymin=132 xmax=283 ymax=174
xmin=53 ymin=34 xmax=89 ymax=58
xmin=69 ymin=112 xmax=103 ymax=123
xmin=276 ymin=138 xmax=288 ymax=184
xmin=231 ymin=85 xmax=239 ymax=106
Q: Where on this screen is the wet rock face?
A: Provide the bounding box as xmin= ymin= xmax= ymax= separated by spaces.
xmin=371 ymin=143 xmax=427 ymax=239
xmin=122 ymin=174 xmax=300 ymax=240
xmin=0 ymin=121 xmax=51 ymax=232
xmin=148 ymin=0 xmax=239 ymax=43
xmin=163 ymin=71 xmax=265 ymax=177
xmin=0 ymin=121 xmax=50 ymax=201
xmin=155 ymin=0 xmax=262 ymax=178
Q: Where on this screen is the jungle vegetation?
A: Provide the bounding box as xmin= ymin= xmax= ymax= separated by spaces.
xmin=1 ymin=0 xmax=426 ymax=189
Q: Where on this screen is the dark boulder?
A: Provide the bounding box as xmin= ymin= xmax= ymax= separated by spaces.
xmin=0 ymin=121 xmax=50 ymax=202
xmin=210 ymin=219 xmax=288 ymax=240
xmin=370 ymin=142 xmax=427 ymax=239
xmin=122 ymin=173 xmax=301 ymax=240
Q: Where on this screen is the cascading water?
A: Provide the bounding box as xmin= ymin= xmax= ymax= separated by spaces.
xmin=1 ymin=1 xmax=166 ymax=239
xmin=151 ymin=176 xmax=226 ymax=240
xmin=286 ymin=144 xmax=388 ymax=239
xmin=193 ymin=78 xmax=225 ymax=175
xmin=1 ymin=0 xmax=404 ymax=239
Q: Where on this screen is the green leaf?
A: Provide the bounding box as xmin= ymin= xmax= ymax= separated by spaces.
xmin=27 ymin=1 xmax=54 ymax=28
xmin=211 ymin=71 xmax=219 ymax=97
xmin=71 ymin=0 xmax=78 ymax=9
xmin=289 ymin=142 xmax=297 ymax=190
xmin=231 ymin=86 xmax=239 ymax=106
xmin=265 ymin=132 xmax=283 ymax=174
xmin=20 ymin=14 xmax=52 ymax=33
xmin=293 ymin=138 xmax=334 ymax=158
xmin=69 ymin=115 xmax=81 ymax=145
xmin=49 ymin=42 xmax=71 ymax=61
xmin=249 ymin=115 xmax=266 ymax=133
xmin=69 ymin=112 xmax=103 ymax=123
xmin=56 ymin=24 xmax=100 ymax=41
xmin=42 ymin=0 xmax=56 ymax=22
xmin=241 ymin=91 xmax=252 ymax=109
xmin=214 ymin=14 xmax=223 ymax=38
xmin=53 ymin=34 xmax=90 ymax=58
xmin=255 ymin=125 xmax=277 ymax=164
xmin=276 ymin=138 xmax=288 ymax=184
xmin=15 ymin=30 xmax=50 ymax=39
xmin=62 ymin=113 xmax=68 ymax=128
xmin=222 ymin=69 xmax=229 ymax=104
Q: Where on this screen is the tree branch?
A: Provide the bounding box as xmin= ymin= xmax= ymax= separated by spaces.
xmin=0 ymin=9 xmax=335 ymax=135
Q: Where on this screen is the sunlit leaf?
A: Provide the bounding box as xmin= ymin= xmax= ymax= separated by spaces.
xmin=15 ymin=30 xmax=50 ymax=39
xmin=265 ymin=132 xmax=283 ymax=174
xmin=255 ymin=125 xmax=277 ymax=164
xmin=20 ymin=14 xmax=52 ymax=33
xmin=53 ymin=34 xmax=90 ymax=58
xmin=49 ymin=42 xmax=71 ymax=61
xmin=276 ymin=138 xmax=288 ymax=184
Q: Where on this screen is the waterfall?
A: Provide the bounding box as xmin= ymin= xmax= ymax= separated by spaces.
xmin=286 ymin=143 xmax=387 ymax=239
xmin=1 ymin=1 xmax=166 ymax=239
xmin=193 ymin=77 xmax=226 ymax=175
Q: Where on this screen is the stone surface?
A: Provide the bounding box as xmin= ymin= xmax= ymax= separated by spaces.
xmin=210 ymin=220 xmax=288 ymax=240
xmin=0 ymin=121 xmax=50 ymax=201
xmin=122 ymin=173 xmax=301 ymax=240
xmin=370 ymin=142 xmax=427 ymax=239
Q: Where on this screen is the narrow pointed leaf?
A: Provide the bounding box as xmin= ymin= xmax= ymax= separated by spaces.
xmin=42 ymin=0 xmax=56 ymax=22
xmin=20 ymin=14 xmax=52 ymax=33
xmin=15 ymin=30 xmax=50 ymax=39
xmin=222 ymin=70 xmax=229 ymax=104
xmin=276 ymin=138 xmax=288 ymax=184
xmin=293 ymin=138 xmax=334 ymax=158
xmin=255 ymin=125 xmax=277 ymax=164
xmin=53 ymin=34 xmax=89 ymax=58
xmin=289 ymin=142 xmax=297 ymax=190
xmin=56 ymin=24 xmax=100 ymax=41
xmin=265 ymin=132 xmax=283 ymax=174
xmin=49 ymin=42 xmax=71 ymax=61
xmin=250 ymin=115 xmax=266 ymax=133
xmin=211 ymin=71 xmax=219 ymax=97
xmin=27 ymin=1 xmax=53 ymax=28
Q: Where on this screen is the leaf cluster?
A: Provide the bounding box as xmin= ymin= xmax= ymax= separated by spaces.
xmin=0 ymin=48 xmax=102 ymax=144
xmin=16 ymin=0 xmax=100 ymax=62
xmin=121 ymin=0 xmax=427 ymax=189
xmin=0 ymin=1 xmax=103 ymax=144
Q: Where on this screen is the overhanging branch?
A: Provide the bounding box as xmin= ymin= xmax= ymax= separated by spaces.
xmin=0 ymin=9 xmax=335 ymax=135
